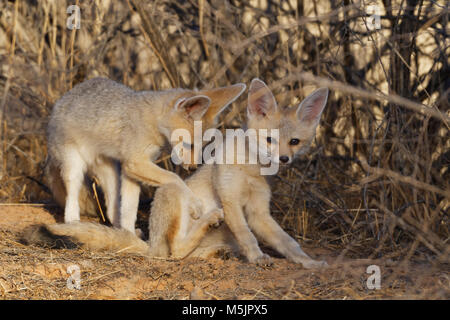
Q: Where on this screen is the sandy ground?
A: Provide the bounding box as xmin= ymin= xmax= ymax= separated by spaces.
xmin=0 ymin=205 xmax=448 ymax=300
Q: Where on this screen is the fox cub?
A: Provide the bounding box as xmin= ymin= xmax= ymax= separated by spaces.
xmin=46 ymin=78 xmax=245 ymax=232
xmin=26 ymin=79 xmax=329 ymax=269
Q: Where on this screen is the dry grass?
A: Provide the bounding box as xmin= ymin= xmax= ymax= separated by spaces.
xmin=0 ymin=0 xmax=448 ymax=299
xmin=0 ymin=219 xmax=448 ymax=300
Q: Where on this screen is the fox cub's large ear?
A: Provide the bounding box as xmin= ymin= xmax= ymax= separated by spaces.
xmin=175 ymin=95 xmax=211 ymax=121
xmin=247 ymin=78 xmax=278 ymax=118
xmin=296 ymin=88 xmax=329 ymax=127
xmin=200 ymin=83 xmax=246 ymax=123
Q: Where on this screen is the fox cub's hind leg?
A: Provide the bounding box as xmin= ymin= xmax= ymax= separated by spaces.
xmin=92 ymin=158 xmax=121 ymax=227
xmin=61 ymin=147 xmax=87 ymax=223
xmin=119 ymin=173 xmax=141 ymax=233
xmin=45 ymin=158 xmax=68 ymax=212
xmin=169 ymin=207 xmax=224 ymax=259
xmin=190 ymin=224 xmax=240 ymax=259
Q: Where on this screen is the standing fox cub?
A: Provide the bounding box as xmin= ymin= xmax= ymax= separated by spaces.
xmin=25 ymin=79 xmax=329 ymax=269
xmin=46 ymin=77 xmax=245 ymax=232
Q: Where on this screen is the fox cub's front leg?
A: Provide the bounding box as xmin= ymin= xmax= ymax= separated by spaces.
xmin=245 ymin=189 xmax=328 ymax=269
xmin=221 ymin=201 xmax=272 ymax=265
xmin=121 ymin=153 xmax=203 ymax=229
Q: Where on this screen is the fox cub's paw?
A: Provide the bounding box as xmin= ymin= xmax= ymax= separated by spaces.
xmin=188 ymin=197 xmax=203 ymax=220
xmin=206 ymin=208 xmax=224 ymax=228
xmin=302 ymin=259 xmax=329 ymax=269
xmin=190 ymin=209 xmax=201 ymax=220
xmin=189 ymin=192 xmax=203 ymax=220
xmin=249 ymin=253 xmax=273 ymax=266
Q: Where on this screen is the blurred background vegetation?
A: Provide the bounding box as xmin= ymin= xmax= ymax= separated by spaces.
xmin=0 ymin=0 xmax=448 ymax=263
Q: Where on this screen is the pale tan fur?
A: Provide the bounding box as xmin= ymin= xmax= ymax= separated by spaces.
xmin=45 ymin=156 xmax=101 ymax=217
xmin=24 ymin=168 xmax=235 ymax=260
xmin=147 ymin=78 xmax=330 ymax=266
xmin=46 ymin=77 xmax=245 ymax=232
xmin=27 ymin=79 xmax=329 ymax=268
xmin=29 ymin=222 xmax=150 ymax=254
xmin=195 ymin=79 xmax=330 ymax=267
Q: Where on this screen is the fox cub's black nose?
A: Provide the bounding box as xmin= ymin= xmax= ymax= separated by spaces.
xmin=279 ymin=156 xmax=289 ymax=163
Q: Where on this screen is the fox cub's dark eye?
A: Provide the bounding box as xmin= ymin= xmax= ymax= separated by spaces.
xmin=266 ymin=137 xmax=273 ymax=144
xmin=289 ymin=138 xmax=300 ymax=146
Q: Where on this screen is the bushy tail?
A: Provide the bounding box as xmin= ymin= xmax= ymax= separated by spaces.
xmin=21 ymin=222 xmax=150 ymax=255
xmin=45 ymin=157 xmax=99 ymax=217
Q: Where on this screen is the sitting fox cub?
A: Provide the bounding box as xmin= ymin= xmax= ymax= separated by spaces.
xmin=45 ymin=77 xmax=245 ymax=232
xmin=25 ymin=79 xmax=329 ymax=268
